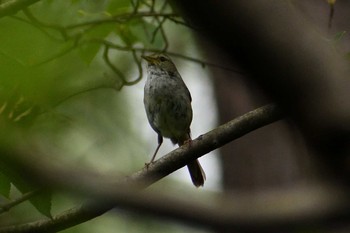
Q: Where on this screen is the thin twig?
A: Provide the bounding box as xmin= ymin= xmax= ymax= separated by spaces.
xmin=52 ymin=86 xmax=116 ymax=109
xmin=150 ymin=0 xmax=155 ymax=12
xmin=150 ymin=16 xmax=166 ymax=44
xmin=165 ymin=51 xmax=245 ymax=74
xmin=10 ymin=15 xmax=63 ymax=42
xmin=65 ymin=12 xmax=178 ymax=30
xmin=0 ymin=190 xmax=39 ymax=214
xmin=34 ymin=39 xmax=79 ymax=66
xmin=151 ymin=16 xmax=169 ymax=51
xmin=103 ymin=45 xmax=127 ymax=89
xmin=23 ymin=8 xmax=68 ymax=40
xmin=159 ymin=0 xmax=170 ymax=13
xmin=91 ymin=39 xmax=244 ymax=74
xmin=129 ymin=49 xmax=143 ymax=85
xmin=167 ymin=16 xmax=197 ymax=30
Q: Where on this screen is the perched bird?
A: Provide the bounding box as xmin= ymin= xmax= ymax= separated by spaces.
xmin=142 ymin=53 xmax=206 ymax=187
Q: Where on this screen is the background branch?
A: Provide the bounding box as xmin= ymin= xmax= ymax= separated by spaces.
xmin=0 ymin=0 xmax=39 ymax=18
xmin=2 ymin=183 xmax=349 ymax=233
xmin=0 ymin=104 xmax=284 ymax=233
xmin=0 ymin=104 xmax=349 ymax=232
xmin=0 ymin=190 xmax=38 ymax=214
xmin=172 ymin=0 xmax=350 ymax=183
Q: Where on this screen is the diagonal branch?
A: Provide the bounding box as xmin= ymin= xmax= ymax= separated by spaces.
xmin=0 ymin=190 xmax=38 ymax=214
xmin=0 ymin=0 xmax=40 ymax=18
xmin=171 ymin=1 xmax=350 ymax=173
xmin=0 ymin=104 xmax=284 ymax=233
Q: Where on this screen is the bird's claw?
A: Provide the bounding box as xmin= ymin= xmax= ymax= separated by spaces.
xmin=183 ymin=139 xmax=192 ymax=146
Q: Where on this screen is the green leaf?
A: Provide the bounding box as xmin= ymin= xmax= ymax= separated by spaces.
xmin=106 ymin=0 xmax=131 ymax=14
xmin=134 ymin=20 xmax=165 ymax=48
xmin=0 ymin=171 xmax=11 ymax=198
xmin=29 ymin=191 xmax=52 ymax=218
xmin=0 ymin=17 xmax=67 ymax=66
xmin=116 ymin=18 xmax=165 ymax=48
xmin=79 ymin=24 xmax=115 ymax=64
xmin=0 ymin=156 xmax=52 ymax=217
xmin=31 ymin=0 xmax=108 ymax=26
xmin=116 ymin=23 xmax=139 ymax=46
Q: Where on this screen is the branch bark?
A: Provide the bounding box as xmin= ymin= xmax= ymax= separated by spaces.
xmin=0 ymin=104 xmax=284 ymax=233
xmin=1 ymin=105 xmax=349 ymax=233
xmin=2 ymin=183 xmax=349 ymax=233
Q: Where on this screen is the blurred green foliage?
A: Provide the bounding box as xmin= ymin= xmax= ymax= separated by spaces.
xmin=0 ymin=0 xmax=182 ymax=230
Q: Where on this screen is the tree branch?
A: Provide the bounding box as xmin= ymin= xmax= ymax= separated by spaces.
xmin=0 ymin=104 xmax=284 ymax=233
xmin=0 ymin=0 xmax=40 ymax=18
xmin=172 ymin=0 xmax=350 ymax=183
xmin=2 ymin=182 xmax=350 ymax=233
xmin=0 ymin=190 xmax=38 ymax=214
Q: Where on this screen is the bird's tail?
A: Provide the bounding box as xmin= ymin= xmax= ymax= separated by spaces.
xmin=187 ymin=159 xmax=206 ymax=187
xmin=178 ymin=133 xmax=206 ymax=187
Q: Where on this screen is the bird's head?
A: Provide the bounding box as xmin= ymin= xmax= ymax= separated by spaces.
xmin=141 ymin=53 xmax=178 ymax=73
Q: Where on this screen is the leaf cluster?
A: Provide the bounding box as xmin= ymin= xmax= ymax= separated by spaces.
xmin=0 ymin=0 xmax=178 ymax=220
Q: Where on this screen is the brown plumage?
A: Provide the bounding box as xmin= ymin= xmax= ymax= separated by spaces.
xmin=142 ymin=53 xmax=206 ymax=187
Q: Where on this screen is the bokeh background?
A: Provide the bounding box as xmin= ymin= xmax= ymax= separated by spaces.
xmin=0 ymin=0 xmax=349 ymax=232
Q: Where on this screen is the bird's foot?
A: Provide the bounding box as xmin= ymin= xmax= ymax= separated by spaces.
xmin=183 ymin=138 xmax=192 ymax=146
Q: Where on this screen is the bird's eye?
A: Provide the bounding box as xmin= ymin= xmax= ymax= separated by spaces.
xmin=159 ymin=56 xmax=167 ymax=62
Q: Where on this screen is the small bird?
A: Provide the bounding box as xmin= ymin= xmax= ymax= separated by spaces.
xmin=142 ymin=53 xmax=206 ymax=187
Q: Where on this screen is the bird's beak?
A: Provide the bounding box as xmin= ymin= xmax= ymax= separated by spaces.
xmin=141 ymin=55 xmax=157 ymax=64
